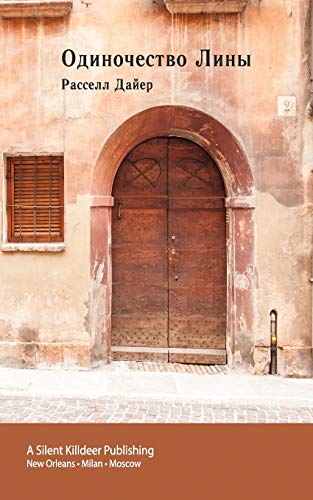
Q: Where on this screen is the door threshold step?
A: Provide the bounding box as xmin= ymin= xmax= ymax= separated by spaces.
xmin=112 ymin=360 xmax=229 ymax=375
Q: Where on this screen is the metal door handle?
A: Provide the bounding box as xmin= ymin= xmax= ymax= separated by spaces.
xmin=169 ymin=249 xmax=178 ymax=281
xmin=117 ymin=200 xmax=122 ymax=219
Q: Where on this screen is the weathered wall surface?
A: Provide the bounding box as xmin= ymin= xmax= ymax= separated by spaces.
xmin=0 ymin=0 xmax=312 ymax=375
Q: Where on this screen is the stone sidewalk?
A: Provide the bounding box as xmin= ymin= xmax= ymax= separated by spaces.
xmin=0 ymin=361 xmax=313 ymax=423
xmin=1 ymin=396 xmax=313 ymax=423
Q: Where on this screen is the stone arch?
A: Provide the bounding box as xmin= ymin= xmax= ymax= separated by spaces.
xmin=91 ymin=105 xmax=254 ymax=200
xmin=90 ymin=106 xmax=255 ymax=370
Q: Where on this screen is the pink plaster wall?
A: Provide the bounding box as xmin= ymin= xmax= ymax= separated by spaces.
xmin=0 ymin=0 xmax=312 ymax=375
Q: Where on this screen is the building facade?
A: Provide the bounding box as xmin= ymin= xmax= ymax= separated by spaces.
xmin=0 ymin=0 xmax=312 ymax=377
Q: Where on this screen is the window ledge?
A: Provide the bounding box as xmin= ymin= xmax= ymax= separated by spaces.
xmin=1 ymin=243 xmax=65 ymax=253
xmin=0 ymin=0 xmax=72 ymax=19
xmin=164 ymin=0 xmax=249 ymax=14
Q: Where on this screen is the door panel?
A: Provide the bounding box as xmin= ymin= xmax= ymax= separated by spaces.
xmin=113 ymin=138 xmax=168 ymax=197
xmin=167 ymin=137 xmax=226 ymax=363
xmin=168 ymin=137 xmax=225 ymax=198
xmin=168 ymin=209 xmax=226 ymax=350
xmin=112 ymin=208 xmax=168 ymax=349
xmin=112 ymin=139 xmax=168 ymax=355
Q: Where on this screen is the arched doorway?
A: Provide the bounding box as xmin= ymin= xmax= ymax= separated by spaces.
xmin=90 ymin=106 xmax=255 ymax=370
xmin=111 ymin=137 xmax=226 ymax=364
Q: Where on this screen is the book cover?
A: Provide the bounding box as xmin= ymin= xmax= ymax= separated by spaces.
xmin=0 ymin=1 xmax=312 ymax=499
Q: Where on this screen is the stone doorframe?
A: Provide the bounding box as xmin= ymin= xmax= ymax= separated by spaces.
xmin=90 ymin=105 xmax=255 ymax=370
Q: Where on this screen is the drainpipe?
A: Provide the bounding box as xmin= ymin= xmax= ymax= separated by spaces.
xmin=306 ymin=0 xmax=313 ymax=118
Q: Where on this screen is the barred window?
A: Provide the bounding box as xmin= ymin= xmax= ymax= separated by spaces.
xmin=6 ymin=155 xmax=64 ymax=243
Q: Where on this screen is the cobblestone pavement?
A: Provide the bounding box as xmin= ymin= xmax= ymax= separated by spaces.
xmin=1 ymin=396 xmax=313 ymax=423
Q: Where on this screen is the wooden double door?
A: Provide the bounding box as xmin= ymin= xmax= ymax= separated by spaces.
xmin=112 ymin=137 xmax=227 ymax=364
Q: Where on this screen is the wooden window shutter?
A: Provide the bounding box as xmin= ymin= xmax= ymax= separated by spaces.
xmin=6 ymin=155 xmax=64 ymax=243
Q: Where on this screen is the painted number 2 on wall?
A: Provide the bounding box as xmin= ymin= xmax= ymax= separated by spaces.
xmin=277 ymin=96 xmax=297 ymax=117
